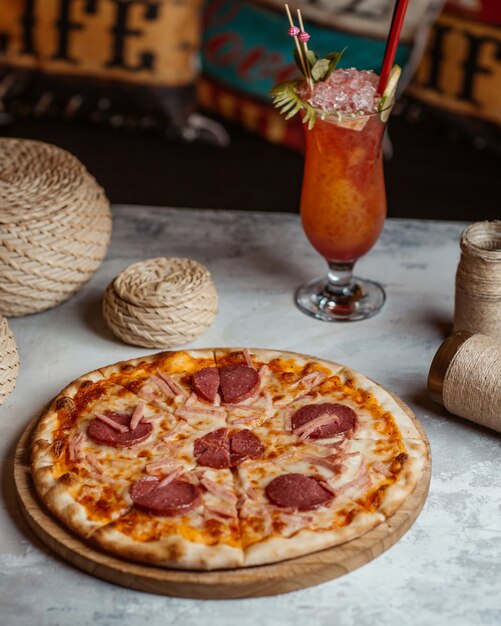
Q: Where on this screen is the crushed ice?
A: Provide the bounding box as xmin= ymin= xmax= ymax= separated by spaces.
xmin=299 ymin=68 xmax=380 ymax=115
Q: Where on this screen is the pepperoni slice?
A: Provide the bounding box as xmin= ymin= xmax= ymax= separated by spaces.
xmin=130 ymin=477 xmax=201 ymax=517
xmin=194 ymin=428 xmax=264 ymax=468
xmin=265 ymin=473 xmax=333 ymax=510
xmin=230 ymin=429 xmax=264 ymax=462
xmin=193 ymin=428 xmax=231 ymax=469
xmin=219 ymin=364 xmax=260 ymax=404
xmin=291 ymin=403 xmax=357 ymax=439
xmin=192 ymin=367 xmax=220 ymax=403
xmin=87 ymin=412 xmax=152 ymax=448
xmin=129 ymin=475 xmax=158 ymax=499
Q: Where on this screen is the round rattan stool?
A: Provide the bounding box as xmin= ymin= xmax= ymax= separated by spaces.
xmin=0 ymin=138 xmax=112 ymax=316
xmin=103 ymin=257 xmax=218 ymax=348
xmin=0 ymin=316 xmax=19 ymax=405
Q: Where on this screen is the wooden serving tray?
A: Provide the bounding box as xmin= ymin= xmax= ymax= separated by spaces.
xmin=14 ymin=394 xmax=430 ymax=599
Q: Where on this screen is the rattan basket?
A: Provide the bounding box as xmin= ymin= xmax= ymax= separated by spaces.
xmin=103 ymin=257 xmax=218 ymax=348
xmin=0 ymin=316 xmax=19 ymax=405
xmin=0 ymin=138 xmax=112 ymax=316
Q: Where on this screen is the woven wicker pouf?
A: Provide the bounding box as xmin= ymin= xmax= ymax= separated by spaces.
xmin=0 ymin=138 xmax=112 ymax=316
xmin=103 ymin=257 xmax=218 ymax=348
xmin=0 ymin=316 xmax=19 ymax=405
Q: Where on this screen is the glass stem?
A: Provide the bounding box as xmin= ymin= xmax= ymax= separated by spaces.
xmin=325 ymin=261 xmax=361 ymax=303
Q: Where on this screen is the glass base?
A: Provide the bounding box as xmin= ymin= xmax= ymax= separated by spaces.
xmin=295 ymin=275 xmax=386 ymax=322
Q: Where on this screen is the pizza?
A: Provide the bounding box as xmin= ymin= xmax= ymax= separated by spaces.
xmin=31 ymin=348 xmax=429 ymax=570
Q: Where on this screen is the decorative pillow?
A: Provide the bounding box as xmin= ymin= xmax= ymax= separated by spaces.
xmin=0 ymin=0 xmax=206 ymax=139
xmin=199 ymin=0 xmax=443 ymax=149
xmin=407 ymin=0 xmax=501 ymax=153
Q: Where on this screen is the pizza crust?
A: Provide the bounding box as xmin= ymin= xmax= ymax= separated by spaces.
xmin=244 ymin=510 xmax=385 ymax=567
xmin=377 ymin=437 xmax=430 ymax=517
xmin=91 ymin=523 xmax=244 ymax=570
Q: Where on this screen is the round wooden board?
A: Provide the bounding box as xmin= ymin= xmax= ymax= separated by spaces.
xmin=14 ymin=393 xmax=431 ymax=599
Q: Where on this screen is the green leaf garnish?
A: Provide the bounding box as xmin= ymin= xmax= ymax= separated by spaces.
xmin=305 ymin=49 xmax=317 ymax=67
xmin=293 ymin=48 xmax=317 ymax=74
xmin=270 ymin=80 xmax=317 ymax=129
xmin=324 ymin=47 xmax=346 ymax=79
xmin=271 ymin=42 xmax=347 ymax=129
xmin=311 ymin=59 xmax=330 ymax=82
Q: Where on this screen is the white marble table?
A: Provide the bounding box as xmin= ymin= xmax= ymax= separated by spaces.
xmin=2 ymin=206 xmax=500 ymax=626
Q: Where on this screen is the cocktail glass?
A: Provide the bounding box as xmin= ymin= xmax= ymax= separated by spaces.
xmin=295 ymin=106 xmax=391 ymax=322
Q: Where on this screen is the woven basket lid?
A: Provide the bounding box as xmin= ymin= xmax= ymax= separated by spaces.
xmin=103 ymin=257 xmax=218 ymax=348
xmin=0 ymin=138 xmax=92 ymax=224
xmin=0 ymin=316 xmax=19 ymax=405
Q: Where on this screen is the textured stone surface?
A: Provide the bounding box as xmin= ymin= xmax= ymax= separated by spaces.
xmin=2 ymin=207 xmax=500 ymax=625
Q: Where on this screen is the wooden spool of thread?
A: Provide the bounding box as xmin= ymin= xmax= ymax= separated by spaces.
xmin=428 ymin=331 xmax=501 ymax=433
xmin=454 ymin=221 xmax=501 ymax=340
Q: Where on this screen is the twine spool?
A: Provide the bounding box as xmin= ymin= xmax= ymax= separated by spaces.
xmin=0 ymin=138 xmax=112 ymax=316
xmin=103 ymin=257 xmax=218 ymax=348
xmin=428 ymin=331 xmax=501 ymax=433
xmin=454 ymin=221 xmax=501 ymax=340
xmin=0 ymin=316 xmax=19 ymax=405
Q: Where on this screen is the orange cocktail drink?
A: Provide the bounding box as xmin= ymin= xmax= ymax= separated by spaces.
xmin=300 ymin=113 xmax=387 ymax=263
xmin=271 ymin=6 xmax=402 ymax=321
xmin=290 ymin=67 xmax=393 ymax=322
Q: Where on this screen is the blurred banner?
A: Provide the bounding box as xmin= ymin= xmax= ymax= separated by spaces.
xmin=198 ymin=0 xmax=444 ymax=149
xmin=408 ymin=0 xmax=501 ymax=152
xmin=0 ymin=0 xmax=203 ymax=136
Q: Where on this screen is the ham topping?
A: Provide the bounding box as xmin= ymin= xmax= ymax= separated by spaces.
xmin=275 ymin=372 xmax=326 ymax=407
xmin=312 ymin=438 xmax=350 ymax=451
xmin=333 ymin=471 xmax=371 ymax=496
xmin=262 ymin=389 xmax=275 ymax=418
xmin=230 ymin=412 xmax=263 ymax=425
xmin=294 ymin=412 xmax=340 ymax=440
xmin=68 ymin=432 xmax=85 ymax=461
xmin=185 ymin=393 xmax=197 ymax=407
xmin=161 ymin=426 xmax=180 ymax=441
xmin=204 ymin=504 xmax=237 ymax=520
xmin=284 ymin=407 xmax=294 ymax=432
xmin=243 ymin=349 xmax=254 ymax=368
xmin=94 ymin=412 xmax=129 ymax=433
xmin=303 ymin=454 xmax=347 ymax=474
xmin=200 ymin=476 xmax=238 ymax=504
xmin=258 ymin=364 xmax=270 ymax=379
xmin=277 ymin=511 xmax=314 ymax=535
xmin=373 ymin=461 xmax=393 ymax=478
xmin=177 ymin=405 xmax=227 ymax=419
xmin=85 ymin=454 xmax=104 ymax=474
xmin=290 ymin=371 xmax=324 ymax=389
xmin=142 ymin=411 xmax=167 ymax=423
xmin=222 ymin=403 xmax=262 ymax=411
xmin=327 ymin=458 xmax=370 ymax=496
xmin=269 ymin=449 xmax=298 ymax=464
xmin=130 ymin=400 xmax=146 ymax=430
xmin=241 ymin=447 xmax=297 ymax=469
xmin=157 ymin=370 xmax=189 ymax=398
xmin=150 ymin=374 xmax=176 ymax=399
xmin=145 ymin=456 xmax=179 ymax=475
xmin=157 ymin=466 xmax=184 ymax=488
xmin=137 ymin=384 xmax=157 ymax=401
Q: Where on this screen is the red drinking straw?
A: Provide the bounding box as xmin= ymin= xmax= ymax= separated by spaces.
xmin=377 ymin=0 xmax=410 ymax=95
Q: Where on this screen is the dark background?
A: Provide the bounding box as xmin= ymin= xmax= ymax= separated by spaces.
xmin=1 ymin=109 xmax=498 ymax=222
